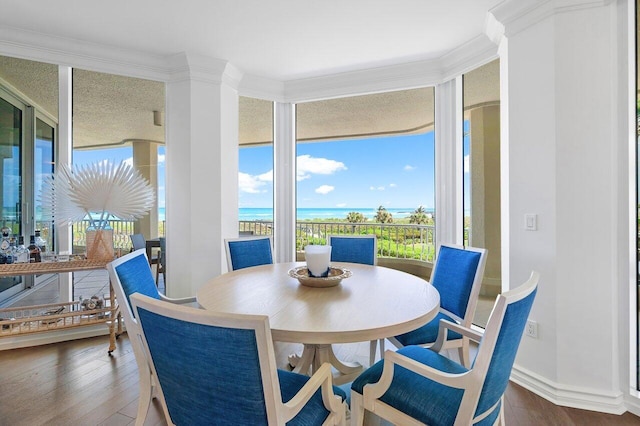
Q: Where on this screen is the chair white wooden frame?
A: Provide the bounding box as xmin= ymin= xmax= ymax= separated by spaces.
xmin=106 ymin=249 xmax=198 ymax=426
xmin=130 ymin=293 xmax=347 ymax=425
xmin=224 ymin=235 xmax=274 ymax=271
xmin=385 ymin=243 xmax=487 ymax=367
xmin=351 ymin=271 xmax=540 ymax=426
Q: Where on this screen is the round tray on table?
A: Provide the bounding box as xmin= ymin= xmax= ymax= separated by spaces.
xmin=288 ymin=266 xmax=352 ymax=288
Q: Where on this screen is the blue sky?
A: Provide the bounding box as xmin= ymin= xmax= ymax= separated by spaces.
xmin=239 ymin=132 xmax=436 ymax=210
xmin=69 ymin=130 xmax=464 ymax=213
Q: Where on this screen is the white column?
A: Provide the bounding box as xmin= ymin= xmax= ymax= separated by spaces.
xmin=273 ymin=102 xmax=296 ymax=262
xmin=165 ymin=53 xmax=241 ymax=297
xmin=491 ymin=0 xmax=627 ymax=412
xmin=58 ymin=65 xmax=73 ymax=302
xmin=434 ymin=78 xmax=464 ymax=247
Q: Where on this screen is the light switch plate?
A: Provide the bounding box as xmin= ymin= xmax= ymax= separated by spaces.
xmin=524 ymin=214 xmax=537 ymax=231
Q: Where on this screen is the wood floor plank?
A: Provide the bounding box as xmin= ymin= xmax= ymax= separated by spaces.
xmin=0 ymin=334 xmax=639 ymax=425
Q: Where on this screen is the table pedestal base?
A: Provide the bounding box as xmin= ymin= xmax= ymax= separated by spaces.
xmin=288 ymin=344 xmax=363 ymax=385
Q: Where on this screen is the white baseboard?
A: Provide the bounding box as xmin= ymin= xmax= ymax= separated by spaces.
xmin=0 ymin=325 xmax=112 ymax=351
xmin=625 ymin=394 xmax=640 ymax=417
xmin=511 ymin=364 xmax=627 ymax=415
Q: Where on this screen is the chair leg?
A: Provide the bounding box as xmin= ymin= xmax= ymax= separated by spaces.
xmin=135 ymin=367 xmax=153 ymax=426
xmin=350 ymin=392 xmax=365 ymax=426
xmin=379 ymin=339 xmax=385 ymax=360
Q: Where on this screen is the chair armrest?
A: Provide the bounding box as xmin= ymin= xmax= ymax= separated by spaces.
xmin=282 ymin=363 xmax=345 ymax=423
xmin=364 ymin=350 xmax=473 ymax=404
xmin=158 ymin=294 xmax=197 ymax=305
xmin=431 ymin=319 xmax=484 ymax=353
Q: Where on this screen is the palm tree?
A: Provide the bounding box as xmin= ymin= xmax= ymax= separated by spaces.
xmin=375 ymin=205 xmax=393 ymax=223
xmin=346 ymin=212 xmax=366 ymax=223
xmin=410 ymin=205 xmax=429 ymax=224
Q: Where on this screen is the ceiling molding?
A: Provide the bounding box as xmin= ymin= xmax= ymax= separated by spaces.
xmin=239 ymin=74 xmax=286 ymax=102
xmin=490 ymin=0 xmax=613 ymax=37
xmin=440 ymin=34 xmax=499 ymax=82
xmin=282 ymin=60 xmax=444 ymax=104
xmin=167 ymin=52 xmax=236 ymax=86
xmin=0 ymin=25 xmax=169 ymax=82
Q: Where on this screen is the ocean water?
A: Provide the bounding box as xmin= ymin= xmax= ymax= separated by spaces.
xmin=239 ymin=207 xmax=433 ymax=221
xmin=159 ymin=207 xmax=420 ymax=222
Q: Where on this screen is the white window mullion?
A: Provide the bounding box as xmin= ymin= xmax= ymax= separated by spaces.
xmin=273 ymin=102 xmax=296 ymax=262
xmin=435 ymin=77 xmax=464 ymax=247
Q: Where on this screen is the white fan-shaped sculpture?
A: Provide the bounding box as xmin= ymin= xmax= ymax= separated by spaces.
xmin=40 ymin=161 xmax=155 ymax=260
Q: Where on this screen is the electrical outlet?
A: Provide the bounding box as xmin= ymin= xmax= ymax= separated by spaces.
xmin=525 ymin=320 xmax=538 ymax=338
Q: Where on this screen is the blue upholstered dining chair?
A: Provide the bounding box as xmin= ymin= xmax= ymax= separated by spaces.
xmin=130 ymin=292 xmax=348 ymax=426
xmin=327 ymin=235 xmax=378 ymax=365
xmin=384 ymin=243 xmax=487 ymax=367
xmin=351 ymin=271 xmax=539 ymax=426
xmin=106 ymin=249 xmax=198 ymax=426
xmin=225 ymin=235 xmax=274 ymax=271
xmin=327 ymin=234 xmax=377 ymax=266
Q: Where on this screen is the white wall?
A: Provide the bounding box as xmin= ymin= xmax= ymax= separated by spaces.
xmin=497 ymin=0 xmax=628 ymax=412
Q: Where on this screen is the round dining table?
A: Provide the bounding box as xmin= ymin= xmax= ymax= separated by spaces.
xmin=197 ymin=261 xmax=440 ymax=384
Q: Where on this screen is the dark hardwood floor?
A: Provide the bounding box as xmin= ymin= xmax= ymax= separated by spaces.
xmin=0 ymin=334 xmax=638 ymax=426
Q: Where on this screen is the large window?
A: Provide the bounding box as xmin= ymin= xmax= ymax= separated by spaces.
xmin=238 ymin=97 xmax=274 ymax=236
xmin=295 ymin=88 xmax=436 ymax=262
xmin=72 ymin=68 xmax=166 ymax=251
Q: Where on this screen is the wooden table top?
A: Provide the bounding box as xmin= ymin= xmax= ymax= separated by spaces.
xmin=197 ymin=262 xmax=440 ymax=344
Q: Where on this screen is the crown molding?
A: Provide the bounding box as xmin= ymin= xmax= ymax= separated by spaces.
xmin=238 ymin=74 xmax=286 ymax=102
xmin=167 ymin=53 xmax=242 ymax=88
xmin=0 ymin=25 xmax=168 ymax=82
xmin=282 ymin=59 xmax=444 ymax=103
xmin=490 ymin=0 xmax=614 ymax=37
xmin=440 ymin=34 xmax=499 ymax=82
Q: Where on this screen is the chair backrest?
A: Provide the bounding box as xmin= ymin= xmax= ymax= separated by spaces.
xmin=130 ymin=293 xmax=284 ymax=425
xmin=430 ymin=244 xmax=487 ymax=325
xmin=462 ymin=271 xmax=539 ymax=422
xmin=130 ymin=233 xmax=146 ymax=251
xmin=328 ymin=235 xmax=377 ymax=265
xmin=225 ymin=236 xmax=274 ymax=271
xmin=106 ymin=249 xmax=160 ymax=323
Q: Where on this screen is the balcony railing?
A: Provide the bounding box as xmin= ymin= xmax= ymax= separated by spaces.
xmin=240 ymin=220 xmax=437 ymax=262
xmin=72 ymin=220 xmax=166 ymax=252
xmin=18 ymin=219 xmax=443 ymax=263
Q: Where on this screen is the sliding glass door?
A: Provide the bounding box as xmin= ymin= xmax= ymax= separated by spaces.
xmin=0 ymin=92 xmax=24 ymax=301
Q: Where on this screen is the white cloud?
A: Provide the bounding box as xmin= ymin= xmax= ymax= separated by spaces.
xmin=315 ymin=185 xmax=334 ymax=195
xmin=464 ymin=155 xmax=469 ymax=173
xmin=336 ymin=203 xmax=347 ymax=207
xmin=239 ymin=171 xmax=272 ymax=193
xmin=297 ymin=155 xmax=346 ymax=181
xmin=158 ymin=154 xmax=165 ymax=164
xmin=404 ymin=165 xmax=416 ymax=171
xmin=257 ymin=170 xmax=273 ymax=182
xmin=389 ymin=183 xmax=397 ymax=188
xmin=370 ymin=186 xmax=385 ymax=191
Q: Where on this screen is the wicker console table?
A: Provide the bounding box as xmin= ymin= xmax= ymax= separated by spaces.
xmin=0 ymin=260 xmax=122 ymax=354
